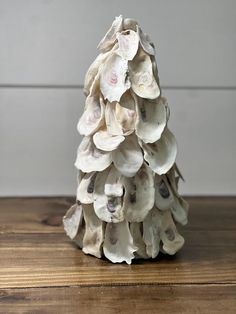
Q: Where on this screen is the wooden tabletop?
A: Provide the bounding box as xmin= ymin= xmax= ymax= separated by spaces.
xmin=0 ymin=197 xmax=235 ymax=313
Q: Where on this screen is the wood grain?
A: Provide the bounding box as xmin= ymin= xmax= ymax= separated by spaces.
xmin=0 ymin=197 xmax=235 ymax=313
xmin=0 ymin=285 xmax=236 ymax=314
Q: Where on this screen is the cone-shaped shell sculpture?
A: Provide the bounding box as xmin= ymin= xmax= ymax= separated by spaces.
xmin=64 ymin=16 xmax=189 ymax=264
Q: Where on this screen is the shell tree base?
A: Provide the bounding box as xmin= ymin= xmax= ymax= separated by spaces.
xmin=63 ymin=16 xmax=189 ymax=264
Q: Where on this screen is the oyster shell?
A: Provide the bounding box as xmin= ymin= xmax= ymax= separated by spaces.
xmin=77 ymin=79 xmax=105 ymax=136
xmin=129 ymin=48 xmax=160 ymax=99
xmin=75 ymin=136 xmax=112 ymax=172
xmin=158 ymin=209 xmax=185 ymax=255
xmin=116 ymin=29 xmax=139 ymax=61
xmin=93 ymin=167 xmax=124 ymax=223
xmin=123 ymin=18 xmax=138 ymax=31
xmin=100 ymin=52 xmax=130 ymax=102
xmin=112 ymin=133 xmax=143 ymax=177
xmin=129 ymin=222 xmax=149 ymax=259
xmin=170 ymin=196 xmax=189 ymax=226
xmin=137 ymin=25 xmax=155 ymax=56
xmin=93 ymin=129 xmax=125 ymax=151
xmin=123 ymin=163 xmax=155 ymax=222
xmin=103 ymin=221 xmax=137 ymax=264
xmin=98 ymin=15 xmax=123 ymax=52
xmin=105 ymin=90 xmax=137 ymax=136
xmin=82 ymin=203 xmax=105 ymax=258
xmin=135 ymin=96 xmax=168 ymax=143
xmin=141 ymin=128 xmax=177 ymax=175
xmin=63 ymin=203 xmax=83 ymax=240
xmin=105 ymin=165 xmax=123 ymax=197
xmin=143 ymin=207 xmax=160 ymax=258
xmin=154 ymin=174 xmax=175 ymax=210
xmin=84 ymin=51 xmax=110 ymax=96
xmin=77 ymin=172 xmax=97 ymax=204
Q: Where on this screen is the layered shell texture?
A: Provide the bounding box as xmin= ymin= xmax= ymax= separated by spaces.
xmin=63 ymin=16 xmax=189 ymax=264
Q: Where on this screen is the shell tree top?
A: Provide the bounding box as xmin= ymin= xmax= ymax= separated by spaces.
xmin=63 ymin=15 xmax=189 ymax=264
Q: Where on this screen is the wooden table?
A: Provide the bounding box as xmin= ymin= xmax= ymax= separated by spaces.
xmin=0 ymin=197 xmax=235 ymax=313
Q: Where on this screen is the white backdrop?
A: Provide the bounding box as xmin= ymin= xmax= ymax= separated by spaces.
xmin=0 ymin=0 xmax=236 ymax=196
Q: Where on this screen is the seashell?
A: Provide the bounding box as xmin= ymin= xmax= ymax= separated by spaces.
xmin=105 ymin=90 xmax=137 ymax=136
xmin=142 ymin=207 xmax=160 ymax=258
xmin=84 ymin=51 xmax=110 ymax=96
xmin=75 ymin=136 xmax=112 ymax=172
xmin=158 ymin=209 xmax=185 ymax=255
xmin=170 ymin=196 xmax=189 ymax=226
xmin=93 ymin=129 xmax=125 ymax=151
xmin=112 ymin=133 xmax=143 ymax=177
xmin=97 ymin=15 xmax=123 ymax=52
xmin=135 ymin=96 xmax=168 ymax=143
xmin=137 ymin=25 xmax=155 ymax=56
xmin=141 ymin=128 xmax=177 ymax=175
xmin=129 ymin=222 xmax=149 ymax=259
xmin=77 ymin=172 xmax=97 ymax=204
xmin=150 ymin=55 xmax=161 ymax=89
xmin=154 ymin=174 xmax=175 ymax=210
xmin=105 ymin=165 xmax=123 ymax=197
xmin=123 ymin=163 xmax=155 ymax=222
xmin=129 ymin=48 xmax=160 ymax=99
xmin=100 ymin=52 xmax=131 ymax=102
xmin=116 ymin=29 xmax=139 ymax=61
xmin=77 ymin=80 xmax=105 ymax=136
xmin=82 ymin=204 xmax=105 ymax=258
xmin=93 ymin=167 xmax=124 ymax=223
xmin=123 ymin=18 xmax=138 ymax=31
xmin=103 ymin=220 xmax=137 ymax=264
xmin=63 ymin=203 xmax=83 ymax=240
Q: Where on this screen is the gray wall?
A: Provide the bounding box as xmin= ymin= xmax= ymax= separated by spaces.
xmin=0 ymin=0 xmax=236 ymax=196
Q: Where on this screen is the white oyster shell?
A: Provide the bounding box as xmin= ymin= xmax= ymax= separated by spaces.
xmin=123 ymin=18 xmax=138 ymax=31
xmin=77 ymin=172 xmax=97 ymax=204
xmin=116 ymin=29 xmax=139 ymax=61
xmin=170 ymin=196 xmax=189 ymax=226
xmin=105 ymin=90 xmax=137 ymax=136
xmin=63 ymin=203 xmax=83 ymax=240
xmin=123 ymin=163 xmax=155 ymax=222
xmin=105 ymin=165 xmax=123 ymax=197
xmin=112 ymin=133 xmax=143 ymax=177
xmin=84 ymin=51 xmax=110 ymax=96
xmin=129 ymin=222 xmax=149 ymax=259
xmin=137 ymin=25 xmax=155 ymax=56
xmin=141 ymin=128 xmax=177 ymax=175
xmin=98 ymin=15 xmax=123 ymax=52
xmin=75 ymin=136 xmax=112 ymax=172
xmin=103 ymin=221 xmax=137 ymax=264
xmin=135 ymin=96 xmax=168 ymax=143
xmin=154 ymin=174 xmax=175 ymax=210
xmin=93 ymin=129 xmax=125 ymax=151
xmin=77 ymin=81 xmax=105 ymax=136
xmin=143 ymin=207 xmax=160 ymax=258
xmin=82 ymin=203 xmax=104 ymax=258
xmin=100 ymin=52 xmax=130 ymax=102
xmin=129 ymin=48 xmax=160 ymax=99
xmin=93 ymin=168 xmax=124 ymax=223
xmin=158 ymin=209 xmax=185 ymax=255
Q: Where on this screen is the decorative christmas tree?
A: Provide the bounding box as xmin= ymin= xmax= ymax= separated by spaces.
xmin=63 ymin=16 xmax=189 ymax=264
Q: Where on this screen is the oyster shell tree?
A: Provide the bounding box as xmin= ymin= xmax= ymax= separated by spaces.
xmin=63 ymin=16 xmax=189 ymax=264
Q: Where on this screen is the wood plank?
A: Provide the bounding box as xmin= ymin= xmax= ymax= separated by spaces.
xmin=0 ymin=285 xmax=236 ymax=314
xmin=1 ymin=197 xmax=235 ymax=234
xmin=0 ymin=232 xmax=235 ymax=288
xmin=1 ymin=89 xmax=236 ymax=196
xmin=0 ymin=197 xmax=235 ymax=288
xmin=0 ymin=1 xmax=236 ymax=87
xmin=0 ymin=197 xmax=73 ymax=234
